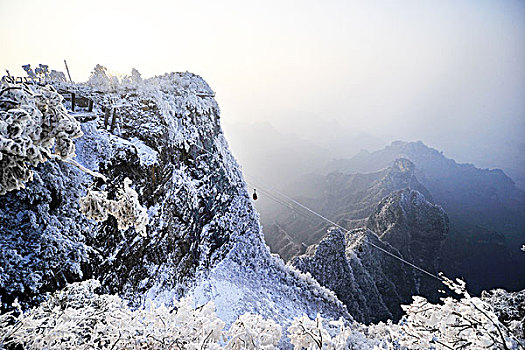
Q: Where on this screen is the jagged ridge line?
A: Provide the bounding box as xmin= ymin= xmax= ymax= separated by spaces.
xmin=191 ymin=142 xmax=444 ymax=282
xmin=250 ymin=176 xmax=444 ymax=283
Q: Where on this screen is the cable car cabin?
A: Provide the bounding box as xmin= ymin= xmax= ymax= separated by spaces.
xmin=252 ymin=189 xmax=258 ymax=200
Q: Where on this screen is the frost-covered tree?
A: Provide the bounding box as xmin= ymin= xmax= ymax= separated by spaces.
xmin=131 ymin=68 xmax=143 ymax=86
xmin=0 ymin=280 xmax=226 ymax=350
xmin=0 ymin=280 xmax=284 ymax=350
xmin=0 ymin=81 xmax=83 ymax=195
xmin=109 ymin=178 xmax=149 ymax=235
xmin=22 ymin=64 xmax=36 ymax=79
xmin=34 ymin=64 xmax=49 ymax=80
xmin=285 ymin=276 xmax=525 ymax=349
xmin=364 ymin=274 xmax=525 ymax=350
xmin=482 ymin=289 xmax=525 ymax=343
xmin=1 ymin=272 xmax=523 ymax=349
xmin=79 ymin=178 xmax=149 ymax=236
xmin=87 ymin=65 xmax=144 ymax=90
xmin=87 ymin=64 xmax=112 ymax=90
xmin=48 ymin=70 xmax=67 ymax=83
xmin=287 ymin=314 xmax=356 ymax=349
xmin=392 ymin=274 xmax=523 ymax=349
xmin=225 ymin=313 xmax=282 ymax=349
xmin=288 ymin=314 xmax=331 ymax=349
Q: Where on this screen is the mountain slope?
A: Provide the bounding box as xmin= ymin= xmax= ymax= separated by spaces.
xmin=328 ymin=140 xmax=525 ymax=292
xmin=291 ymin=189 xmax=448 ymax=323
xmin=261 ymin=158 xmax=431 ymax=261
xmin=0 ymin=74 xmax=349 ymax=329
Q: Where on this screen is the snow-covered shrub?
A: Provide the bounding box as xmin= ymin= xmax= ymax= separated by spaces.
xmin=87 ymin=65 xmax=144 ymax=91
xmin=288 ymin=313 xmax=328 ymax=349
xmin=0 ymin=280 xmax=290 ymax=349
xmin=167 ymin=297 xmax=226 ymax=349
xmin=48 ymin=70 xmax=67 ymax=83
xmin=394 ymin=274 xmax=522 ymax=349
xmin=79 ymin=178 xmax=149 ymax=236
xmin=0 ymin=81 xmax=83 ymax=195
xmin=131 ymin=68 xmax=143 ymax=86
xmin=110 ymin=177 xmax=149 ymax=235
xmin=0 ymin=280 xmax=225 ymax=350
xmin=286 ymin=314 xmax=372 ymax=349
xmin=481 ymin=288 xmax=525 ymax=343
xmin=284 ymin=276 xmax=525 ymax=349
xmin=87 ymin=64 xmax=112 ymax=91
xmin=364 ymin=274 xmax=524 ymax=350
xmin=225 ymin=313 xmax=282 ymax=349
xmin=78 ymin=188 xmax=109 ymax=222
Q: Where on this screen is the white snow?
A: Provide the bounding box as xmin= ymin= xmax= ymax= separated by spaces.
xmin=129 ymin=137 xmax=158 ymax=166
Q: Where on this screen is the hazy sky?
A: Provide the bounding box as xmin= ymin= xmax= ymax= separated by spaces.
xmin=1 ymin=0 xmax=524 ymax=168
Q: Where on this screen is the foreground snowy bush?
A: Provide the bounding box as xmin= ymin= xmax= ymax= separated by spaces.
xmin=393 ymin=274 xmax=523 ymax=349
xmin=226 ymin=314 xmax=282 ymax=349
xmin=1 ymin=278 xmax=524 ymax=350
xmin=287 ymin=314 xmax=356 ymax=349
xmin=0 ymin=81 xmax=82 ymax=194
xmin=365 ymin=274 xmax=525 ymax=350
xmin=481 ymin=288 xmax=525 ymax=342
xmin=0 ymin=280 xmax=225 ymax=349
xmin=0 ymin=280 xmax=281 ymax=350
xmin=284 ymin=275 xmax=525 ymax=349
xmin=80 ymin=178 xmax=149 ymax=236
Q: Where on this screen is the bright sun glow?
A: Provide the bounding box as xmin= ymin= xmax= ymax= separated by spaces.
xmin=1 ymin=0 xmax=523 ymax=165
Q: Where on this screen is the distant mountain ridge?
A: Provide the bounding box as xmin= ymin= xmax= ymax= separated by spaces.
xmin=267 ymin=140 xmax=525 ymax=294
xmin=262 ymin=158 xmax=432 ymax=261
xmin=328 ymin=140 xmax=525 ymax=247
xmin=291 ymin=188 xmax=448 ymax=323
xmin=327 ymin=141 xmax=525 ymax=291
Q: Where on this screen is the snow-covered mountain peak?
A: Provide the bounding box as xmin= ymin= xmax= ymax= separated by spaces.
xmin=0 ymin=72 xmax=349 ymax=335
xmin=292 ymin=187 xmax=448 ymax=324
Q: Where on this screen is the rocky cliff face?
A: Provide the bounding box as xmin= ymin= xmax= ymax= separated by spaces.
xmin=0 ymin=73 xmax=349 ymax=327
xmin=367 ymin=189 xmax=448 ymax=291
xmin=291 ymin=188 xmax=448 ymax=323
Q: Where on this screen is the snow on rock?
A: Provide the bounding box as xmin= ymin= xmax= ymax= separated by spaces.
xmin=291 ymin=188 xmax=449 ymax=324
xmin=191 ymin=210 xmax=350 ymax=327
xmin=0 ymin=70 xmax=350 ymax=340
xmin=129 ymin=137 xmax=158 ymax=166
xmin=367 ymin=188 xmax=449 ymax=279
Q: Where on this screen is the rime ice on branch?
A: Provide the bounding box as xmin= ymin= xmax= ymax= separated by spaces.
xmin=0 ymin=81 xmax=82 ymax=195
xmin=79 ymin=178 xmax=149 ymax=237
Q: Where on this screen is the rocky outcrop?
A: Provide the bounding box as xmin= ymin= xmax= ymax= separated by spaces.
xmin=327 ymin=140 xmax=525 ymax=293
xmin=262 ymin=158 xmax=431 ymax=261
xmin=0 ymin=73 xmax=349 ymax=328
xmin=263 ymin=222 xmax=307 ymax=262
xmin=291 ymin=188 xmax=448 ymax=323
xmin=367 ymin=189 xmax=448 ymax=297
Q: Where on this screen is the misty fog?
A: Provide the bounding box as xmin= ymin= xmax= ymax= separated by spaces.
xmin=2 ymin=0 xmax=524 ymax=246
xmin=219 ymin=0 xmax=525 ymax=192
xmin=2 ymin=1 xmax=523 ymax=187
